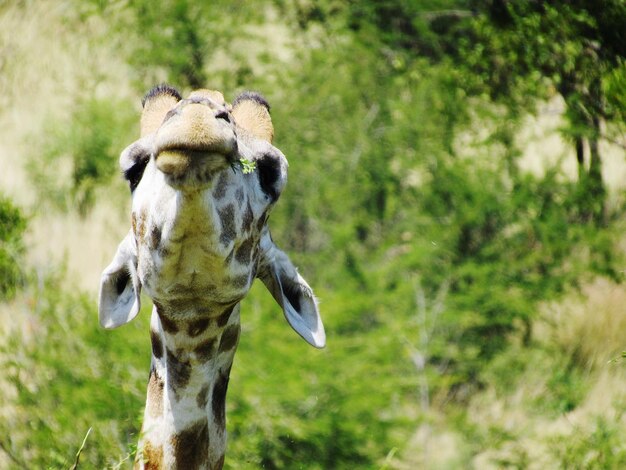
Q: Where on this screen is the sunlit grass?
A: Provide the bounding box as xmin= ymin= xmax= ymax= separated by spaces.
xmin=0 ymin=272 xmax=149 ymax=468
xmin=542 ymin=278 xmax=626 ymax=368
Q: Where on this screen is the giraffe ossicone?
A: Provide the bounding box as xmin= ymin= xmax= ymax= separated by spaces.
xmin=98 ymin=84 xmax=325 ymax=469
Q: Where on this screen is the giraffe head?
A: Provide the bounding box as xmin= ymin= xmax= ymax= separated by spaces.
xmin=98 ymin=84 xmax=325 ymax=348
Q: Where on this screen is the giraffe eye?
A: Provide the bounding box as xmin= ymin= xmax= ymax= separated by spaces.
xmin=215 ymin=109 xmax=231 ymax=123
xmin=256 ymin=154 xmax=282 ymax=202
xmin=122 ymin=143 xmax=150 ymax=192
xmin=124 ymin=160 xmax=148 ymax=192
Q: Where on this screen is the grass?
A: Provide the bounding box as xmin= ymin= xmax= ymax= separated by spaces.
xmin=0 ymin=0 xmax=135 ymax=290
xmin=437 ymin=277 xmax=626 ymax=469
xmin=0 ymin=272 xmax=148 ymax=468
xmin=540 ymin=277 xmax=626 ymax=368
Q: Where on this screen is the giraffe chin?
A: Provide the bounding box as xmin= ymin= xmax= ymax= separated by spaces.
xmin=155 ymin=150 xmax=191 ymax=177
xmin=156 ymin=149 xmax=233 ymax=188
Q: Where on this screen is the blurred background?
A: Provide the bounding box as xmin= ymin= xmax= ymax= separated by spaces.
xmin=0 ymin=0 xmax=625 ymax=468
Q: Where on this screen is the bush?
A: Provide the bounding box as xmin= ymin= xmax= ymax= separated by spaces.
xmin=27 ymin=96 xmax=135 ymax=216
xmin=0 ymin=195 xmax=26 ymax=299
xmin=417 ymin=160 xmax=618 ymax=391
xmin=549 ymin=417 xmax=626 ymax=469
xmin=228 ymin=283 xmax=415 ymax=469
xmin=0 ymin=272 xmax=148 ymax=468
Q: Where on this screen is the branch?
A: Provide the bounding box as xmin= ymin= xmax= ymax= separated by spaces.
xmin=600 ymin=133 xmax=626 ymax=150
xmin=69 ymin=427 xmax=93 ymax=470
xmin=420 ymin=10 xmax=475 ymax=21
xmin=0 ymin=436 xmax=28 ymax=469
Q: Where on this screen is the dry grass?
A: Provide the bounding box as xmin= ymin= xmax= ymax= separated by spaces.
xmin=26 ymin=201 xmax=130 ymax=291
xmin=467 ymin=368 xmax=626 ymax=469
xmin=540 ymin=277 xmax=626 ymax=368
xmin=463 ymin=277 xmax=626 ymax=468
xmin=390 ymin=277 xmax=626 ymax=469
xmin=0 ymin=1 xmax=136 ymax=291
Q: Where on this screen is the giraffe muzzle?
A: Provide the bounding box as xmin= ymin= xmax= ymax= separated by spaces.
xmin=153 ymin=99 xmax=238 ymax=177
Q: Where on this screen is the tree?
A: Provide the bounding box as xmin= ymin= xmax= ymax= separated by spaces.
xmin=461 ymin=1 xmax=626 ymax=224
xmin=338 ymin=0 xmax=626 ymax=224
xmin=125 ymin=0 xmax=267 ymax=91
xmin=282 ymin=0 xmax=625 ymax=387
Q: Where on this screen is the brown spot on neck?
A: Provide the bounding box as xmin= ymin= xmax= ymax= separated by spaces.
xmin=141 ymin=440 xmax=164 ymax=470
xmin=241 ymin=202 xmax=254 ymax=233
xmin=155 ymin=303 xmax=179 ymax=333
xmin=215 ymin=305 xmax=235 ymax=328
xmin=218 ymin=204 xmax=236 ymax=246
xmin=229 ymin=273 xmax=249 ymax=290
xmin=211 ymin=368 xmax=231 ymax=431
xmin=187 ymin=318 xmax=210 ymax=337
xmin=150 ymin=225 xmax=162 ymax=250
xmin=171 ymin=419 xmax=209 ymax=469
xmin=234 ymin=237 xmax=254 ymax=265
xmin=235 ymin=187 xmax=244 ymax=206
xmin=136 ymin=211 xmax=148 ymax=242
xmin=194 ymin=336 xmax=218 ymax=362
xmin=218 ymin=324 xmax=240 ymax=353
xmin=213 ymin=172 xmax=229 ymax=200
xmin=224 ymin=247 xmax=235 ymax=265
xmin=147 ymin=368 xmax=164 ymax=419
xmin=196 ymin=383 xmax=210 ymax=409
xmin=150 ymin=329 xmax=164 ymax=359
xmin=166 ymin=348 xmax=192 ymax=392
xmin=256 ymin=210 xmax=268 ymax=232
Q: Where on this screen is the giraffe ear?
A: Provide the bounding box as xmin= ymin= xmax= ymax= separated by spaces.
xmin=231 ymin=91 xmax=274 ymax=143
xmin=98 ymin=231 xmax=142 ymax=329
xmin=141 ymin=84 xmax=182 ymax=137
xmin=257 ymin=232 xmax=325 ymax=348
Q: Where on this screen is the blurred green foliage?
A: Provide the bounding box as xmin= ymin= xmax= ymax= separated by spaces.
xmin=550 ymin=416 xmax=626 ymax=469
xmin=0 ymin=195 xmax=26 ymax=299
xmin=119 ymin=0 xmax=268 ymax=91
xmin=328 ymin=0 xmax=626 ymax=224
xmin=2 ymin=0 xmax=626 ymax=468
xmin=0 ymin=273 xmax=147 ymax=467
xmin=27 ymin=97 xmax=136 ymax=216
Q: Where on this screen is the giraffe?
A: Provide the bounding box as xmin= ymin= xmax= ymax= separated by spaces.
xmin=98 ymin=84 xmax=325 ymax=469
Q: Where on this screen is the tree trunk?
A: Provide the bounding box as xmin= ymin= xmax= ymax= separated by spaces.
xmin=588 ymin=74 xmax=606 ymax=225
xmin=588 ymin=116 xmax=605 ymax=225
xmin=571 ymin=75 xmax=605 ymax=225
xmin=575 ymin=136 xmax=585 ymax=182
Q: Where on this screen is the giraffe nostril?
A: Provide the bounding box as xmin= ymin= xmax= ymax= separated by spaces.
xmin=215 ymin=110 xmax=231 ymax=123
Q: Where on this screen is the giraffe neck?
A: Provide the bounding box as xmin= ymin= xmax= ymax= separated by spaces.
xmin=135 ymin=303 xmax=241 ymax=470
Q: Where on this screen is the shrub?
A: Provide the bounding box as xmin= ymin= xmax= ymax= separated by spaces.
xmin=0 ymin=272 xmax=148 ymax=468
xmin=549 ymin=417 xmax=626 ymax=469
xmin=27 ymin=97 xmax=135 ymax=216
xmin=0 ymin=194 xmax=26 ymax=299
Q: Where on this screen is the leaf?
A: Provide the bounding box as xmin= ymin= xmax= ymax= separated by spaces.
xmin=239 ymin=158 xmax=257 ymax=174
